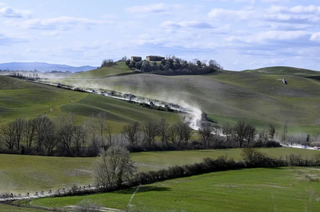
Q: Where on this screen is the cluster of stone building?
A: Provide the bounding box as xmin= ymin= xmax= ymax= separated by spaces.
xmin=131 ymin=55 xmax=165 ymax=62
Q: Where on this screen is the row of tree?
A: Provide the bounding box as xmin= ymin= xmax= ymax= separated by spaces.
xmin=0 ymin=113 xmax=280 ymax=156
xmin=125 ymin=55 xmax=223 ymax=75
xmin=81 ymin=146 xmax=320 ymax=194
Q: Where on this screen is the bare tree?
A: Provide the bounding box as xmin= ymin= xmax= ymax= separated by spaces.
xmin=24 ymin=118 xmax=36 ymax=148
xmin=73 ymin=124 xmax=88 ymax=156
xmin=34 ymin=116 xmax=55 ymax=152
xmin=1 ymin=122 xmax=16 ymax=149
xmin=268 ymin=124 xmax=276 ymax=140
xmin=222 ymin=123 xmax=233 ymax=142
xmin=176 ymin=122 xmax=192 ymax=145
xmin=42 ymin=125 xmax=57 ymax=155
xmin=281 ymin=122 xmax=288 ymax=143
xmin=168 ymin=125 xmax=177 ymax=145
xmin=96 ymin=112 xmax=107 ymax=140
xmin=93 ymin=146 xmax=136 ymax=189
xmin=199 ymin=126 xmax=212 ymax=148
xmin=158 ymin=119 xmax=169 ymax=146
xmin=233 ymin=121 xmax=247 ymax=148
xmin=245 ymin=124 xmax=256 ymax=146
xmin=121 ymin=122 xmax=140 ymax=147
xmin=106 ymin=123 xmax=113 ymax=146
xmin=12 ymin=117 xmax=26 ymax=149
xmin=142 ymin=121 xmax=158 ymax=147
xmin=56 ymin=114 xmax=75 ymax=154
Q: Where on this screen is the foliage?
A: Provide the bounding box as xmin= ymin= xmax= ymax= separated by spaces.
xmin=93 ymin=146 xmax=136 ymax=189
xmin=75 ymin=199 xmax=102 ymax=212
xmin=100 ymin=59 xmax=116 ymax=68
xmin=125 ymin=56 xmax=223 ymax=75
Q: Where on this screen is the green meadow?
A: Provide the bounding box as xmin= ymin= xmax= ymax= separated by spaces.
xmin=30 ymin=167 xmax=320 ymax=212
xmin=0 ymin=204 xmax=46 ymax=212
xmin=0 ymin=148 xmax=319 ymax=194
xmin=53 ymin=63 xmax=320 ymax=134
xmin=0 ymin=75 xmax=180 ymax=133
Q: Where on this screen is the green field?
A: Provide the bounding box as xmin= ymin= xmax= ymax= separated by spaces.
xmin=0 ymin=75 xmax=180 ymax=132
xmin=0 ymin=148 xmax=319 ymax=194
xmin=70 ymin=62 xmax=132 ymax=78
xmin=52 ymin=63 xmax=320 ymax=134
xmin=30 ymin=167 xmax=320 ymax=212
xmin=0 ymin=204 xmax=46 ymax=212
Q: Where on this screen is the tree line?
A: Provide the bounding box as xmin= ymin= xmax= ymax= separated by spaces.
xmin=52 ymin=146 xmax=320 ymax=199
xmin=125 ymin=55 xmax=223 ymax=75
xmin=0 ymin=112 xmax=281 ymax=156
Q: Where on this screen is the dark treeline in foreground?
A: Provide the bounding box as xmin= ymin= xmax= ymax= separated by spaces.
xmin=0 ymin=112 xmax=281 ymax=156
xmin=125 ymin=55 xmax=223 ymax=75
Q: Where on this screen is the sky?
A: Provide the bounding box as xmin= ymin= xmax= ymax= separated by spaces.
xmin=0 ymin=0 xmax=320 ymax=71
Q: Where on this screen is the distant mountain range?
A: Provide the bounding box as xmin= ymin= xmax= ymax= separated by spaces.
xmin=0 ymin=62 xmax=96 ymax=72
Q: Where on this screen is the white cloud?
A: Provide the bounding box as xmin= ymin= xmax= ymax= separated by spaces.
xmin=255 ymin=30 xmax=309 ymax=41
xmin=0 ymin=6 xmax=31 ymax=18
xmin=269 ymin=5 xmax=320 ymax=14
xmin=161 ymin=21 xmax=214 ymax=29
xmin=310 ymin=32 xmax=320 ymax=42
xmin=260 ymin=0 xmax=290 ymax=4
xmin=226 ymin=30 xmax=309 ymax=43
xmin=126 ymin=3 xmax=169 ymax=14
xmin=6 ymin=16 xmax=112 ymax=30
xmin=208 ymin=8 xmax=253 ymax=20
xmin=0 ymin=33 xmax=26 ymax=45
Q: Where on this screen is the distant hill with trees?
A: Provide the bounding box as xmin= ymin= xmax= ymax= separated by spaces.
xmin=125 ymin=55 xmax=223 ymax=75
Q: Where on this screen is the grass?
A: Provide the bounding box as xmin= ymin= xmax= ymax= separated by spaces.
xmin=0 ymin=148 xmax=319 ymax=194
xmin=30 ymin=167 xmax=320 ymax=212
xmin=70 ymin=62 xmax=132 ymax=78
xmin=0 ymin=203 xmax=46 ymax=212
xmin=53 ymin=67 xmax=320 ymax=135
xmin=0 ymin=75 xmax=180 ymax=132
xmin=244 ymin=66 xmax=320 ymax=76
xmin=5 ymin=64 xmax=320 ymax=134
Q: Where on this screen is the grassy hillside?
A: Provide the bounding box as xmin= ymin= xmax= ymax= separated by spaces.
xmin=31 ymin=167 xmax=320 ymax=212
xmin=54 ymin=66 xmax=320 ymax=134
xmin=0 ymin=76 xmax=180 ymax=132
xmin=0 ymin=148 xmax=318 ymax=194
xmin=0 ymin=204 xmax=46 ymax=212
xmin=69 ymin=62 xmax=132 ymax=78
xmin=244 ymin=66 xmax=319 ymax=76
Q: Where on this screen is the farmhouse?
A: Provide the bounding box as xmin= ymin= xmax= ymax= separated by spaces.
xmin=146 ymin=55 xmax=165 ymax=61
xmin=131 ymin=56 xmax=142 ymax=62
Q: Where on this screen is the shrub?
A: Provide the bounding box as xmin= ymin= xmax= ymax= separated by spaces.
xmin=75 ymin=199 xmax=102 ymax=212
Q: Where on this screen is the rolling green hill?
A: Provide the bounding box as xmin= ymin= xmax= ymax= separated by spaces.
xmin=31 ymin=167 xmax=320 ymax=212
xmin=53 ymin=65 xmax=320 ymax=134
xmin=69 ymin=62 xmax=133 ymax=78
xmin=0 ymin=75 xmax=180 ymax=132
xmin=244 ymin=66 xmax=320 ymax=76
xmin=0 ymin=148 xmax=317 ymax=194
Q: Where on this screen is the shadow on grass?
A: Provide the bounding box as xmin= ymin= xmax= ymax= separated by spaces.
xmin=114 ymin=186 xmax=171 ymax=194
xmin=306 ymin=76 xmax=320 ymax=81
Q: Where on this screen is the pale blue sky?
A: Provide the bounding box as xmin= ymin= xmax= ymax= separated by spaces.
xmin=0 ymin=0 xmax=320 ymax=70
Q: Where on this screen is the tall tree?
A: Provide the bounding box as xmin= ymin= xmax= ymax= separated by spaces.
xmin=199 ymin=126 xmax=212 ymax=148
xmin=93 ymin=146 xmax=136 ymax=189
xmin=158 ymin=119 xmax=169 ymax=146
xmin=121 ymin=122 xmax=140 ymax=147
xmin=56 ymin=114 xmax=75 ymax=154
xmin=1 ymin=122 xmax=16 ymax=149
xmin=24 ymin=118 xmax=36 ymax=148
xmin=142 ymin=121 xmax=158 ymax=147
xmin=233 ymin=121 xmax=247 ymax=148
xmin=34 ymin=116 xmax=55 ymax=152
xmin=12 ymin=117 xmax=26 ymax=149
